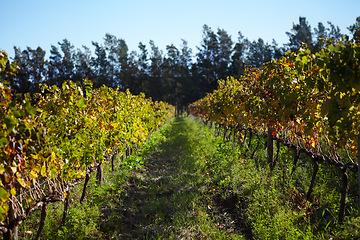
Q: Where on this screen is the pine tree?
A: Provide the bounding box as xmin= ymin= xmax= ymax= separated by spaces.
xmin=286 ymin=17 xmax=313 ymax=51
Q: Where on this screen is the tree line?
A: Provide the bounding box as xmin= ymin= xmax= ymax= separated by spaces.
xmin=3 ymin=16 xmax=360 ymax=109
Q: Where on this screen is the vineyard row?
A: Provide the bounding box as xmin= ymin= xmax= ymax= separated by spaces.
xmin=0 ymin=50 xmax=174 ymax=239
xmin=189 ymin=38 xmax=360 ymax=224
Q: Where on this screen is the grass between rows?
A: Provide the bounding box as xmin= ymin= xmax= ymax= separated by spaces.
xmin=18 ymin=116 xmax=360 ymax=239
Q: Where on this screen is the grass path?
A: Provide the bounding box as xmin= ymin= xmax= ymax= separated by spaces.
xmin=102 ymin=117 xmax=248 ymax=239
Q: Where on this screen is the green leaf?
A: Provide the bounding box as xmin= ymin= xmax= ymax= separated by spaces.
xmin=11 ymin=109 xmax=22 ymax=118
xmin=328 ymin=44 xmax=341 ymax=53
xmin=0 ymin=137 xmax=9 ymax=147
xmin=0 ymin=187 xmax=10 ymax=202
xmin=50 ymin=168 xmax=57 ymax=179
xmin=4 ymin=117 xmax=17 ymax=131
xmin=301 ymin=56 xmax=308 ymax=64
xmin=24 ymin=102 xmax=36 ymax=116
xmin=0 ymin=57 xmax=7 ymax=69
xmin=0 ymin=203 xmax=9 ymax=222
xmin=76 ymin=98 xmax=86 ymax=108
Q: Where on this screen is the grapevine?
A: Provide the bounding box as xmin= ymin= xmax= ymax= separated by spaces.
xmin=0 ymin=50 xmax=174 ymax=238
xmin=189 ymin=39 xmax=360 ymax=224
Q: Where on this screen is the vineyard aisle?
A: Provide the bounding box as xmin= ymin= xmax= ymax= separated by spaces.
xmin=101 ymin=116 xmax=248 ymax=239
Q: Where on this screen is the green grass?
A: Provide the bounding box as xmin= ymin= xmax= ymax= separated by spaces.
xmin=100 ymin=116 xmax=246 ymax=239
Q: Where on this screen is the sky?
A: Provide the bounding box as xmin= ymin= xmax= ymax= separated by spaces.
xmin=1 ymin=0 xmax=359 ymax=59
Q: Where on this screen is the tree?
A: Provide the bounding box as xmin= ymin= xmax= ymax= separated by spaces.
xmin=313 ymin=22 xmax=327 ymax=51
xmin=135 ymin=42 xmax=150 ymax=95
xmin=12 ymin=46 xmax=46 ymax=93
xmin=217 ymin=28 xmax=233 ymax=78
xmin=229 ymin=32 xmax=246 ymax=78
xmin=91 ymin=41 xmax=110 ymax=88
xmin=178 ymin=39 xmax=196 ymax=107
xmin=47 ymin=39 xmax=75 ymax=87
xmin=122 ymin=50 xmax=140 ymax=93
xmin=162 ymin=40 xmax=195 ymax=110
xmin=117 ymin=39 xmax=130 ymax=89
xmin=180 ymin=39 xmax=193 ymax=69
xmin=286 ymin=17 xmax=313 ymax=51
xmin=195 ymin=25 xmax=219 ymax=96
xmin=271 ymin=39 xmax=284 ymax=60
xmin=313 ymin=21 xmax=343 ymax=51
xmin=246 ymin=38 xmax=273 ymax=68
xmin=47 ymin=44 xmax=61 ymax=86
xmin=348 ymin=16 xmax=360 ymax=42
xmin=103 ymin=34 xmax=129 ymax=88
xmin=327 ymin=21 xmax=342 ymax=41
xmin=148 ymin=40 xmax=163 ymax=100
xmin=162 ymin=43 xmax=180 ymax=105
xmin=103 ymin=34 xmax=119 ymax=87
xmin=59 ymin=39 xmax=75 ymax=81
xmin=73 ymin=46 xmax=93 ymax=81
xmin=12 ymin=47 xmax=31 ymax=92
xmin=194 ymin=25 xmax=233 ymax=96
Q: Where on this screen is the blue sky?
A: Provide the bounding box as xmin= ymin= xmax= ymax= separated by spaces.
xmin=1 ymin=0 xmax=359 ymax=58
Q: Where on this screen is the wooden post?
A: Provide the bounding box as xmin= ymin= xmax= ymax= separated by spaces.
xmin=61 ymin=191 xmax=70 ymax=225
xmin=232 ymin=126 xmax=236 ymax=147
xmin=35 ymin=202 xmax=48 ymax=240
xmin=96 ymin=162 xmax=103 ymax=186
xmin=273 ymin=140 xmax=281 ymax=169
xmin=247 ymin=130 xmax=253 ymax=150
xmin=251 ymin=135 xmax=261 ymax=161
xmin=223 ymin=125 xmax=227 ymax=142
xmin=291 ymin=148 xmax=300 ymax=175
xmin=338 ymin=168 xmax=349 ymax=224
xmin=111 ymin=155 xmax=115 ymax=172
xmin=267 ymin=126 xmax=274 ymax=169
xmin=306 ymin=158 xmax=319 ymax=200
xmin=3 ymin=199 xmax=18 ymax=240
xmin=80 ymin=171 xmax=90 ymax=203
xmin=357 ymin=134 xmax=360 ymax=210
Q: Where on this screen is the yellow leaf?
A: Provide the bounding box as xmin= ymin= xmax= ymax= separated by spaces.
xmin=16 ymin=173 xmax=27 ymax=188
xmin=41 ymin=165 xmax=47 ymax=177
xmin=51 ymin=152 xmax=56 ymax=161
xmin=10 ymin=188 xmax=16 ymax=196
xmin=29 ymin=170 xmax=38 ymax=180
